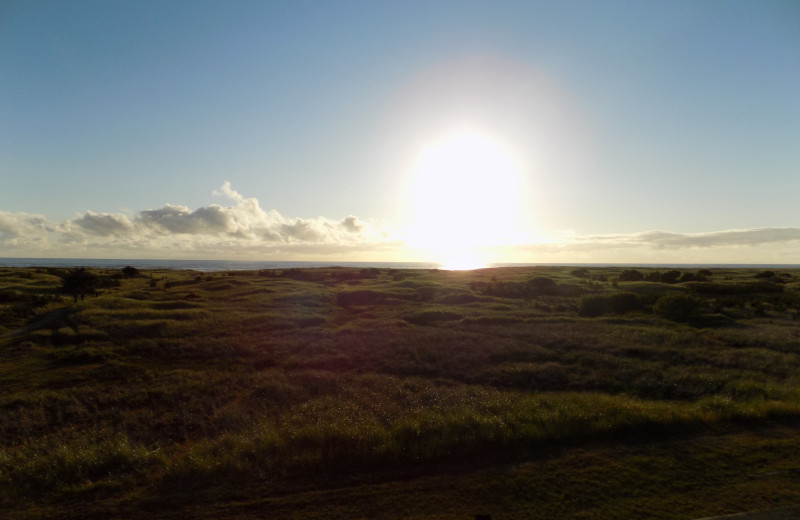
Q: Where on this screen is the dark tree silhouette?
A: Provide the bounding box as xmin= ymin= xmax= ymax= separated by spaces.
xmin=60 ymin=267 xmax=99 ymax=302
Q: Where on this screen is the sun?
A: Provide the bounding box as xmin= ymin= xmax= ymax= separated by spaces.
xmin=403 ymin=126 xmax=526 ymax=268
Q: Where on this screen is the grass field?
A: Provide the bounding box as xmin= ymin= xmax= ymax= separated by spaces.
xmin=2 ymin=265 xmax=800 ymax=519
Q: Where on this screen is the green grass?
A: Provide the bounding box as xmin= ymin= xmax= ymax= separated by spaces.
xmin=2 ymin=265 xmax=800 ymax=518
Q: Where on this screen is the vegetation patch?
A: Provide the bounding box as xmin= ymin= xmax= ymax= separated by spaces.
xmin=404 ymin=309 xmax=463 ymax=326
xmin=578 ymin=292 xmax=643 ymax=317
xmin=2 ymin=265 xmax=800 ymax=519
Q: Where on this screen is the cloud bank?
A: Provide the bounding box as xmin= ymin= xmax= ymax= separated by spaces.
xmin=2 ymin=182 xmax=799 ymax=263
xmin=1 ymin=183 xmax=393 ymax=260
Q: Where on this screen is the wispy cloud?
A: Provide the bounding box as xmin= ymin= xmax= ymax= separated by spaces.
xmin=569 ymin=228 xmax=800 ymax=249
xmin=632 ymin=229 xmax=800 ymax=248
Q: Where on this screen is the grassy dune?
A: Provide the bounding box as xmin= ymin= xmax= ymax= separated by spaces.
xmin=2 ymin=265 xmax=800 ymax=518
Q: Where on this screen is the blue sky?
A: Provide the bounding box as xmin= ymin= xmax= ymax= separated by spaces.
xmin=1 ymin=0 xmax=798 ymax=264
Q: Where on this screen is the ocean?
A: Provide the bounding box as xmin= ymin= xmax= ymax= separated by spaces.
xmin=0 ymin=258 xmax=798 ymax=272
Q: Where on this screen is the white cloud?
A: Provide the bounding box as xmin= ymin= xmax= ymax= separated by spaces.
xmin=2 ymin=183 xmax=799 ymax=263
xmin=140 ymin=204 xmax=234 ymax=235
xmin=341 ymin=215 xmax=364 ymax=233
xmin=0 ymin=211 xmax=50 ymax=239
xmin=74 ymin=211 xmax=134 ymax=236
xmin=212 ymin=180 xmax=244 ymax=203
xmin=0 ymin=183 xmax=393 ymax=259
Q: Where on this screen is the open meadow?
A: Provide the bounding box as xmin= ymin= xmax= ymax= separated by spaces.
xmin=2 ymin=265 xmax=800 ymax=519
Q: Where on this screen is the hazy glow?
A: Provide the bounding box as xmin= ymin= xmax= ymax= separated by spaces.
xmin=404 ymin=126 xmax=526 ymax=266
xmin=436 ymin=247 xmax=489 ymax=270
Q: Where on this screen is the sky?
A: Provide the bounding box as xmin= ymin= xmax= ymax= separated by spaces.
xmin=1 ymin=0 xmax=799 ymax=265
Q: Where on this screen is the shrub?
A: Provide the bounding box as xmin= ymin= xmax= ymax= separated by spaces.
xmin=660 ymin=270 xmax=681 ymax=284
xmin=405 ymin=310 xmax=462 ymax=326
xmin=336 ymin=290 xmax=390 ymax=307
xmin=578 ymin=292 xmax=642 ymax=317
xmin=122 ymin=266 xmax=140 ymax=278
xmin=686 ymin=282 xmax=784 ymax=295
xmin=528 ymin=277 xmax=558 ymax=295
xmin=653 ymin=293 xmax=704 ymax=322
xmin=646 ymin=271 xmax=662 ymax=282
xmin=618 ymin=270 xmax=644 ymax=282
xmin=578 ymin=295 xmax=607 ymax=317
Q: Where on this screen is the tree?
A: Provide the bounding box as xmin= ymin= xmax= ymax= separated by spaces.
xmin=122 ymin=266 xmax=140 ymax=278
xmin=60 ymin=267 xmax=99 ymax=302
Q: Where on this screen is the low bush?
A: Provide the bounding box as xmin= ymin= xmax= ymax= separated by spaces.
xmin=578 ymin=293 xmax=643 ymax=317
xmin=653 ymin=293 xmax=704 ymax=322
xmin=405 ymin=310 xmax=463 ymax=326
xmin=618 ymin=270 xmax=644 ymax=282
xmin=686 ymin=282 xmax=784 ymax=295
xmin=528 ymin=277 xmax=559 ymax=296
xmin=337 ymin=290 xmax=394 ymax=307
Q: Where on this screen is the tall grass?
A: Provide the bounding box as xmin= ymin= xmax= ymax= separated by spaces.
xmin=2 ymin=265 xmax=800 ymax=514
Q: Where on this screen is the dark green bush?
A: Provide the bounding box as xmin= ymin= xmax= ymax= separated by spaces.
xmin=686 ymin=282 xmax=784 ymax=295
xmin=336 ymin=290 xmax=391 ymax=307
xmin=653 ymin=293 xmax=704 ymax=322
xmin=660 ymin=270 xmax=681 ymax=284
xmin=405 ymin=310 xmax=462 ymax=325
xmin=578 ymin=292 xmax=642 ymax=317
xmin=618 ymin=270 xmax=643 ymax=282
xmin=646 ymin=271 xmax=662 ymax=282
xmin=528 ymin=277 xmax=558 ymax=295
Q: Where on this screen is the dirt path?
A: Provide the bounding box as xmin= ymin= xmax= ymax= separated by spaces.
xmin=0 ymin=306 xmax=73 ymax=341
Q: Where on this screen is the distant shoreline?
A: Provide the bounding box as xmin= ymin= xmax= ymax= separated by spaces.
xmin=1 ymin=257 xmax=799 ymax=272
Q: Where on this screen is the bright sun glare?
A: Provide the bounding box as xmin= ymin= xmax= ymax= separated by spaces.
xmin=405 ymin=126 xmax=525 ymax=269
